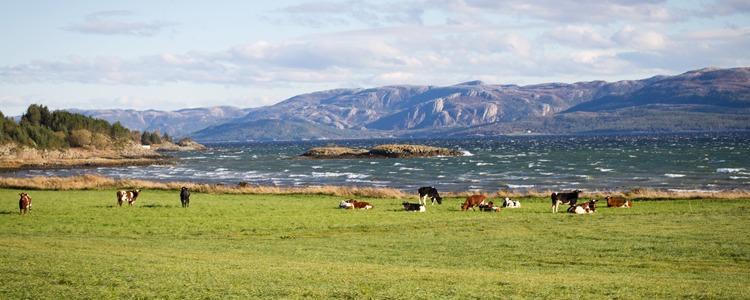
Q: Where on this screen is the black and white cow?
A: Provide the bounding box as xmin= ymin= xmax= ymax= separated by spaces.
xmin=417 ymin=186 xmax=442 ymax=206
xmin=180 ymin=187 xmax=190 ymax=208
xmin=402 ymin=202 xmax=426 ymax=212
xmin=551 ymin=190 xmax=581 ymax=213
xmin=502 ymin=197 xmax=521 ymax=208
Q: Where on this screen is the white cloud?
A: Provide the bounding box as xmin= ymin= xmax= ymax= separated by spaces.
xmin=63 ymin=10 xmax=176 ymax=36
xmin=612 ymin=25 xmax=667 ymax=50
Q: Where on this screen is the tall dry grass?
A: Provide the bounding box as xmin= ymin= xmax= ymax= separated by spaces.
xmin=0 ymin=175 xmax=407 ymax=198
xmin=1 ymin=175 xmax=748 ymax=199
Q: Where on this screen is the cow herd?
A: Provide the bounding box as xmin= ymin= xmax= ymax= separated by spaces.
xmin=13 ymin=186 xmax=631 ymax=215
xmin=338 ymin=186 xmax=630 ymax=214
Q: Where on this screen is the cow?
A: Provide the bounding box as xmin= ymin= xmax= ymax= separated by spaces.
xmin=339 ymin=200 xmax=353 ymax=209
xmin=180 ymin=187 xmax=191 ymax=208
xmin=18 ymin=193 xmax=32 ymax=215
xmin=479 ymin=201 xmax=501 ymax=212
xmin=568 ymin=199 xmax=598 ymax=214
xmin=551 ymin=190 xmax=582 ymax=213
xmin=402 ymin=202 xmax=426 ymax=212
xmin=116 ymin=189 xmax=140 ymax=207
xmin=340 ymin=199 xmax=373 ymax=210
xmin=606 ymin=196 xmax=632 ymax=208
xmin=417 ymin=186 xmax=443 ymax=206
xmin=502 ymin=197 xmax=521 ymax=208
xmin=461 ymin=194 xmax=487 ymax=211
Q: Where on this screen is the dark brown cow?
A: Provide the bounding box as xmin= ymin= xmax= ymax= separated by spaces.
xmin=18 ymin=193 xmax=32 ymax=215
xmin=461 ymin=195 xmax=487 ymax=211
xmin=116 ymin=189 xmax=140 ymax=207
xmin=606 ymin=196 xmax=632 ymax=208
xmin=551 ymin=190 xmax=581 ymax=213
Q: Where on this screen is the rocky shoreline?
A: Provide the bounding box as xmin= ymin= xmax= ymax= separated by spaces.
xmin=0 ymin=142 xmax=173 ymax=170
xmin=301 ymin=144 xmax=463 ymax=159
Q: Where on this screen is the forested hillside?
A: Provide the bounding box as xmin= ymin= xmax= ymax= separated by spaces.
xmin=0 ymin=104 xmax=167 ymax=150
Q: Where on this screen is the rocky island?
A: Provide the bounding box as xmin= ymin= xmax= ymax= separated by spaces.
xmin=301 ymin=144 xmax=463 ymax=159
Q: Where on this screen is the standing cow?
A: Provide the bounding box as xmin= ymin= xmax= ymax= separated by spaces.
xmin=116 ymin=189 xmax=140 ymax=207
xmin=180 ymin=187 xmax=191 ymax=208
xmin=18 ymin=193 xmax=32 ymax=215
xmin=418 ymin=186 xmax=443 ymax=206
xmin=551 ymin=190 xmax=581 ymax=213
xmin=461 ymin=194 xmax=487 ymax=211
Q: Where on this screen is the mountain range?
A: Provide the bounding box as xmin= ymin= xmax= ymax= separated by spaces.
xmin=70 ymin=67 xmax=750 ymax=142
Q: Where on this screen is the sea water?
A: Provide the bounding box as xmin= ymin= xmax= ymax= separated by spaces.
xmin=4 ymin=133 xmax=749 ymax=192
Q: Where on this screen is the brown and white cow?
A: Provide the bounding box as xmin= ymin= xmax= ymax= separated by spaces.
xmin=567 ymin=199 xmax=598 ymax=214
xmin=606 ymin=196 xmax=632 ymax=208
xmin=18 ymin=193 xmax=32 ymax=215
xmin=340 ymin=199 xmax=373 ymax=210
xmin=461 ymin=195 xmax=487 ymax=211
xmin=116 ymin=189 xmax=140 ymax=207
xmin=552 ymin=190 xmax=581 ymax=213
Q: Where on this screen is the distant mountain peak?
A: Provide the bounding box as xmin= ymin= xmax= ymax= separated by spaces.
xmin=455 ymin=80 xmax=485 ymax=86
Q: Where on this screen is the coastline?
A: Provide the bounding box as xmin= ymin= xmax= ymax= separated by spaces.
xmin=1 ymin=174 xmax=748 ymax=200
xmin=0 ymin=142 xmax=176 ymax=171
xmin=0 ymin=157 xmax=174 ymax=171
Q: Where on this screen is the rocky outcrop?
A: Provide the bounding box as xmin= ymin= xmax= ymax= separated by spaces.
xmin=301 ymin=144 xmax=463 ymax=159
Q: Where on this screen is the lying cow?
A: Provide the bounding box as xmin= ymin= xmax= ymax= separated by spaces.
xmin=116 ymin=189 xmax=140 ymax=207
xmin=418 ymin=186 xmax=443 ymax=205
xmin=180 ymin=187 xmax=191 ymax=208
xmin=461 ymin=195 xmax=487 ymax=211
xmin=340 ymin=199 xmax=373 ymax=210
xmin=568 ymin=199 xmax=598 ymax=214
xmin=606 ymin=196 xmax=632 ymax=208
xmin=19 ymin=193 xmax=32 ymax=215
xmin=479 ymin=201 xmax=501 ymax=212
xmin=551 ymin=190 xmax=581 ymax=213
xmin=502 ymin=197 xmax=521 ymax=208
xmin=402 ymin=202 xmax=426 ymax=212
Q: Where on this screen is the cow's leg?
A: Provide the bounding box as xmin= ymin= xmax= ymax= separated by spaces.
xmin=419 ymin=195 xmax=425 ymax=206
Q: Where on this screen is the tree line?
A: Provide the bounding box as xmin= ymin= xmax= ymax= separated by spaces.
xmin=0 ymin=104 xmax=171 ymax=150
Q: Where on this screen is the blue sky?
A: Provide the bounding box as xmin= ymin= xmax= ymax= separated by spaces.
xmin=1 ymin=0 xmax=749 ymax=115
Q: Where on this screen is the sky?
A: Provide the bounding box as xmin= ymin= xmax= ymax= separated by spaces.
xmin=1 ymin=0 xmax=749 ymax=115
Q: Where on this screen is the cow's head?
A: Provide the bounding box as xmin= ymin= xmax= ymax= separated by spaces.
xmin=435 ymin=196 xmax=443 ymax=205
xmin=181 ymin=187 xmax=188 ymax=192
xmin=574 ymin=189 xmax=582 ymax=194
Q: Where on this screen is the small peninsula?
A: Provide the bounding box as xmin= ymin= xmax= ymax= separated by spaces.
xmin=301 ymin=144 xmax=463 ymax=159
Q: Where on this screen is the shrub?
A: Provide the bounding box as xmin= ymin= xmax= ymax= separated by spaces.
xmin=69 ymin=129 xmax=93 ymax=147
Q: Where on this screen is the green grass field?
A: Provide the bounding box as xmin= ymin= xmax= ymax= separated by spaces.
xmin=1 ymin=189 xmax=749 ymax=299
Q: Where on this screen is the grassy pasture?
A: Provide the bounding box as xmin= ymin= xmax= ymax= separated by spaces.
xmin=0 ymin=189 xmax=749 ymax=299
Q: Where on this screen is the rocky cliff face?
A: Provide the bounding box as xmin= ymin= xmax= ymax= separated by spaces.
xmin=72 ymin=67 xmax=750 ymax=141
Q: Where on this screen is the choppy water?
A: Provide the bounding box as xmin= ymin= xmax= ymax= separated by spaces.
xmin=3 ymin=134 xmax=749 ymax=192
